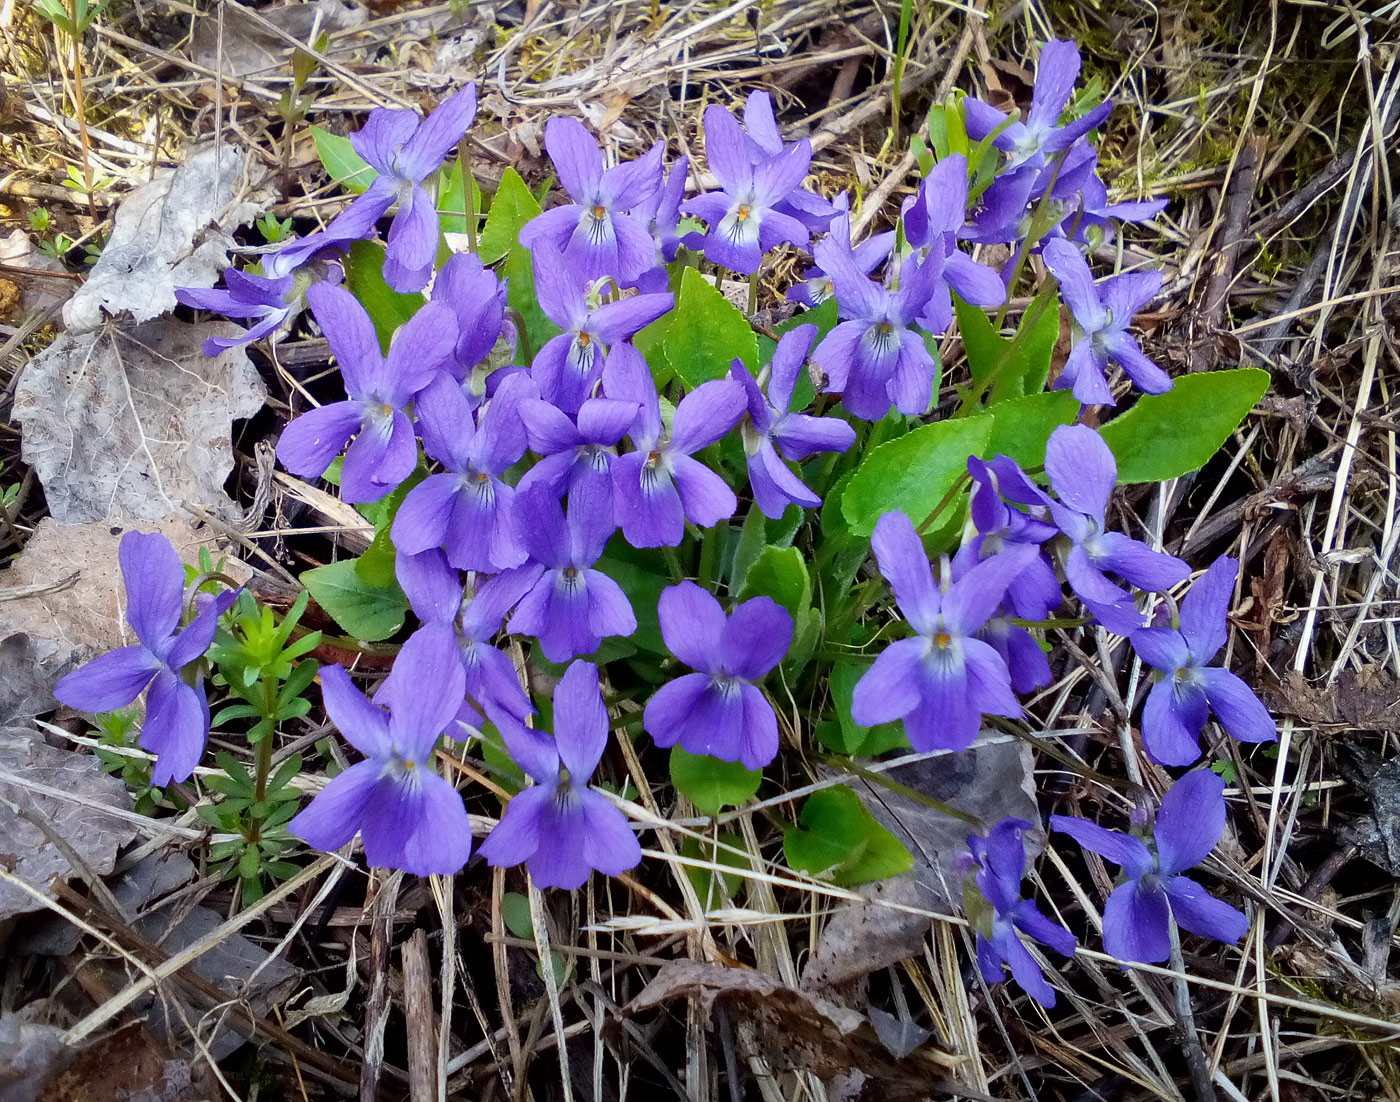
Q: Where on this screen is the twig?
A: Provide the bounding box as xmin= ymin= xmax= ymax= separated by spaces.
xmin=403 ymin=928 xmax=438 ymax=1102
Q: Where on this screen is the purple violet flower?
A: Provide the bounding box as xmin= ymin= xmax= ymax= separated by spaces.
xmin=316 ymin=86 xmax=478 ymax=292
xmin=851 ymin=511 xmax=1028 ymax=752
xmin=962 ymin=40 xmax=1113 ymax=172
xmin=430 ymin=252 xmax=511 ymax=380
xmin=276 ymin=284 xmax=455 ymax=504
xmin=175 ymin=266 xmax=299 ymax=356
xmin=478 ymin=660 xmax=641 ymax=889
xmin=1050 ymin=770 xmax=1250 ymax=964
xmin=517 ymin=395 xmax=639 ymax=515
xmin=730 ymin=325 xmax=855 ymax=518
xmin=54 ymin=532 xmax=234 ymax=787
xmin=391 ymin=371 xmax=532 ymax=573
xmin=395 ymin=550 xmax=535 ymax=731
xmin=738 ymin=91 xmax=839 ymax=232
xmin=529 ymin=243 xmax=673 ymax=414
xmin=964 ymin=455 xmax=1061 ymax=621
xmin=490 ymin=482 xmax=636 ymax=663
xmin=1041 ymin=238 xmax=1169 ymax=405
xmin=628 ymin=154 xmax=690 ymax=277
xmin=965 ymin=817 xmax=1076 ymax=1006
xmin=1131 ymin=556 xmax=1277 ymax=766
xmin=787 ymin=200 xmax=894 ymax=309
xmin=681 ymin=105 xmax=813 ymax=275
xmin=643 ymin=582 xmax=793 ymax=770
xmin=606 ymin=352 xmax=746 ymax=548
xmin=810 ymin=243 xmax=940 ymax=421
xmin=289 ymin=628 xmax=473 ymax=875
xmin=1043 ymin=425 xmax=1190 ymax=634
xmin=902 ymin=154 xmax=1007 ymax=332
xmin=518 ymin=117 xmax=664 ymax=285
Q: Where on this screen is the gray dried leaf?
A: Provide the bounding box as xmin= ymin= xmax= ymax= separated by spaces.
xmin=191 ymin=0 xmax=366 ymax=79
xmin=0 ymin=635 xmax=77 ymax=726
xmin=63 ymin=146 xmax=261 ymax=332
xmin=0 ymin=229 xmax=69 ymax=318
xmin=802 ymin=738 xmax=1037 ymax=989
xmin=0 ymin=1012 xmax=68 ymax=1102
xmin=867 ymin=1007 xmax=932 ymax=1060
xmin=0 ymin=728 xmax=138 ymax=922
xmin=14 ymin=318 xmax=266 ymax=523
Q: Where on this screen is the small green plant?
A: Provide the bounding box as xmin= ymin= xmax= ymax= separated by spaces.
xmin=202 ymin=590 xmax=322 ymax=904
xmin=256 ymin=212 xmax=295 ymax=244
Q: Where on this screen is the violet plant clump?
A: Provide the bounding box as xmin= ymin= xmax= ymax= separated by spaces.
xmin=61 ymin=45 xmax=1284 ymax=1013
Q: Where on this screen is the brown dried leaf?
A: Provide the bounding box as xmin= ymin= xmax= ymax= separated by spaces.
xmin=621 ymin=960 xmax=960 ymax=1087
xmin=0 ymin=729 xmax=138 ymax=922
xmin=13 ymin=319 xmax=266 ymax=524
xmin=1265 ymin=668 xmax=1400 ymax=734
xmin=0 ymin=517 xmax=242 ymax=667
xmin=803 ymin=739 xmax=1037 ymax=989
xmin=38 ymin=1021 xmax=220 ymax=1102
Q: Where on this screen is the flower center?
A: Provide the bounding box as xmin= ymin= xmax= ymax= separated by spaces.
xmin=736 ymin=204 xmax=752 ymax=222
xmin=578 ymin=331 xmax=591 ymax=346
xmin=934 ymin=631 xmax=952 ymax=648
xmin=591 ymin=204 xmax=606 ymax=220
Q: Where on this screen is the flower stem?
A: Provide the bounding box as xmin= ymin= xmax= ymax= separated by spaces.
xmin=1168 ymin=921 xmax=1220 ymax=1102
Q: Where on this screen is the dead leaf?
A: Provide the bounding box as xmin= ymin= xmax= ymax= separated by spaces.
xmin=0 ymin=635 xmax=78 ymax=727
xmin=1264 ymin=668 xmax=1400 ymax=735
xmin=0 ymin=729 xmax=138 ymax=923
xmin=14 ymin=318 xmax=266 ymax=524
xmin=620 ymin=960 xmax=960 ymax=1088
xmin=190 ymin=0 xmax=366 ymax=79
xmin=63 ymin=146 xmax=262 ymax=332
xmin=0 ymin=1012 xmax=68 ymax=1102
xmin=803 ymin=739 xmax=1038 ymax=989
xmin=1337 ymin=746 xmax=1400 ymax=875
xmin=0 ymin=517 xmax=244 ymax=667
xmin=0 ymin=230 xmax=70 ymax=318
xmin=38 ymin=1021 xmax=219 ymax=1102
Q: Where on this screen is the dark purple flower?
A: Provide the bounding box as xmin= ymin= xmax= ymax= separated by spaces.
xmin=902 ymin=154 xmax=1006 ymax=332
xmin=54 ymin=532 xmax=234 ymax=786
xmin=518 ymin=118 xmax=663 ymax=285
xmin=1044 ymin=425 xmax=1189 ymax=634
xmin=430 ymin=251 xmax=510 ymax=380
xmin=852 ymin=511 xmax=1028 ymax=752
xmin=965 ymin=817 xmax=1075 ymax=1006
xmin=960 ymin=165 xmax=1039 ymax=248
xmin=529 ymin=243 xmax=673 ymax=414
xmin=395 ymin=550 xmax=536 ymax=732
xmin=479 ymin=660 xmax=641 ymax=888
xmin=491 ymin=483 xmax=636 ymax=663
xmin=730 ymin=325 xmax=855 ymax=518
xmin=1131 ymin=556 xmax=1276 ymax=766
xmin=276 ymin=284 xmax=455 ymax=503
xmin=810 ymin=243 xmax=940 ymax=420
xmin=391 ymin=371 xmax=532 ymax=573
xmin=681 ymin=105 xmax=812 ymax=275
xmin=738 ymin=91 xmax=839 ymax=232
xmin=289 ymin=629 xmax=473 ymax=875
xmin=312 ymin=86 xmax=478 ymax=292
xmin=517 ymin=395 xmax=639 ymax=516
xmin=786 ymin=200 xmax=894 ymax=309
xmin=964 ymin=455 xmax=1061 ymax=621
xmin=606 ymin=352 xmax=746 ymax=548
xmin=963 ymin=40 xmax=1113 ymax=171
xmin=643 ymin=582 xmax=792 ymax=770
xmin=1050 ymin=770 xmax=1249 ymax=963
xmin=175 ymin=267 xmax=297 ymax=355
xmin=629 ymin=154 xmax=690 ymax=270
xmin=1041 ymin=238 xmax=1168 ymax=405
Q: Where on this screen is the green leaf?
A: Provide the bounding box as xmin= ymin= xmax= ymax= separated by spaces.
xmin=979 ymin=389 xmax=1081 ymax=468
xmin=826 ymin=662 xmax=911 ymax=757
xmin=501 ymin=891 xmax=534 ymax=939
xmin=783 ymin=786 xmax=913 ymax=887
xmin=346 ymin=240 xmax=422 ymax=353
xmin=310 ymin=126 xmax=377 ymax=194
xmin=478 ymin=167 xmax=541 ymax=264
xmin=1099 ymin=368 xmax=1270 ymax=483
xmin=302 ymin=560 xmax=408 ymax=642
xmin=955 ymin=290 xmax=1060 ymax=402
xmin=737 ymin=546 xmax=810 ymax=623
xmin=355 ymin=468 xmax=425 ymax=588
xmin=670 ymin=747 xmax=761 ymax=816
xmin=504 ymin=242 xmax=561 ymax=364
xmin=597 ymin=547 xmax=669 ymax=655
xmin=727 ymin=506 xmax=768 ymax=594
xmin=648 ymin=267 xmax=757 ymax=388
xmin=841 ymin=415 xmax=994 ymax=537
xmin=757 ymin=297 xmax=839 ymax=411
xmin=438 ymin=161 xmax=483 ymax=235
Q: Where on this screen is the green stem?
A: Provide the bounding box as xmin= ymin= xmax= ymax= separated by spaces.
xmin=459 ymin=141 xmax=477 ymax=253
xmin=696 ymin=523 xmax=723 ymax=593
xmin=995 ymin=150 xmax=1069 ymax=328
xmin=253 ymin=672 xmax=278 ymax=806
xmin=890 ymin=0 xmax=914 ymax=145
